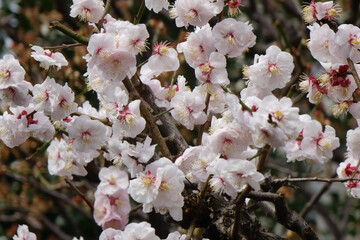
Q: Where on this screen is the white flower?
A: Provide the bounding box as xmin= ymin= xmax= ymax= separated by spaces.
xmin=50 ymin=83 xmax=78 ymax=121
xmin=212 ymin=18 xmax=256 ymax=58
xmin=170 ymin=0 xmax=223 ymax=28
xmin=195 ymin=52 xmax=229 ymax=86
xmin=337 ymin=152 xmax=360 ymax=198
xmin=307 ymin=23 xmax=336 ymax=63
xmin=111 ymin=100 xmax=146 ymax=138
xmin=70 ymin=0 xmax=105 ymax=23
xmin=0 ymin=81 xmax=32 ymax=107
xmin=245 ymin=45 xmax=294 ymax=91
xmin=301 ymin=121 xmax=340 ymax=164
xmin=119 ymin=222 xmax=160 ymax=240
xmin=67 ymin=115 xmax=109 ymax=152
xmin=97 ymin=166 xmax=129 ymax=195
xmin=177 ymin=24 xmax=216 ymax=68
xmin=148 ymin=42 xmax=180 ymax=74
xmin=31 ymin=46 xmax=68 ymax=70
xmin=99 ymin=228 xmax=122 ymax=240
xmin=145 ymin=0 xmax=169 ymax=13
xmin=329 ymin=24 xmax=360 ymax=63
xmin=128 ymin=158 xmax=185 ymax=221
xmin=0 ymin=54 xmax=26 ymax=89
xmin=13 ymin=224 xmax=37 ymax=240
xmin=170 ymin=90 xmax=207 ymax=130
xmin=224 ymin=159 xmax=264 ymax=194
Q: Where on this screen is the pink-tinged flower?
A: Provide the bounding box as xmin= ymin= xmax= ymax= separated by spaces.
xmin=227 ymin=0 xmax=241 ymax=16
xmin=13 ymin=224 xmax=37 ymax=240
xmin=301 ymin=121 xmax=340 ymax=164
xmin=302 ymin=0 xmax=316 ymax=24
xmin=94 ymin=188 xmax=131 ymax=230
xmin=284 ymin=114 xmax=312 ymax=162
xmin=330 ymin=24 xmax=360 ymax=63
xmin=145 ymin=0 xmax=169 ymax=13
xmin=50 ymin=83 xmax=78 ymax=121
xmin=47 ymin=137 xmax=90 ymax=179
xmin=207 ymin=125 xmax=251 ymax=159
xmin=224 ymin=159 xmax=264 ymax=194
xmin=98 ymin=166 xmax=129 ymax=195
xmin=148 ymin=42 xmax=180 ymax=74
xmin=32 ymin=77 xmax=57 ymax=114
xmin=337 ymin=152 xmax=360 ymax=198
xmin=249 ymin=96 xmax=300 ymax=148
xmin=120 ymin=222 xmax=160 ymax=240
xmin=70 ymin=0 xmax=104 ymax=23
xmin=67 ymin=115 xmax=109 ymax=152
xmin=195 ymin=52 xmax=229 ymax=86
xmin=145 ymin=158 xmax=185 ymax=221
xmin=346 ymin=127 xmax=360 ymax=158
xmin=244 ymin=45 xmax=294 ymax=91
xmin=175 ymin=145 xmax=219 ymax=183
xmin=0 ymin=81 xmax=32 ymax=107
xmin=299 ymin=74 xmax=328 ymax=104
xmin=307 ymin=23 xmax=336 ymax=63
xmin=212 ymin=18 xmax=256 ymax=58
xmin=30 ymin=46 xmax=68 ymax=70
xmin=110 ymin=100 xmax=146 ymax=138
xmin=315 ymin=1 xmax=341 ymax=22
xmin=0 ymin=54 xmax=26 ymax=89
xmin=0 ymin=110 xmax=29 ymax=148
xmin=129 ymin=158 xmax=185 ymax=221
xmin=128 ymin=169 xmax=160 ymax=204
xmin=25 ymin=111 xmax=55 ymax=142
xmin=99 ymin=228 xmax=122 ymax=240
xmin=170 ymin=90 xmax=207 ymax=130
xmin=321 ymin=64 xmax=357 ymax=102
xmin=177 ymin=24 xmax=216 ymax=68
xmin=302 ymin=0 xmax=340 ymax=24
xmin=170 ymin=0 xmax=223 ymax=28
xmin=97 ymin=49 xmax=137 ymax=82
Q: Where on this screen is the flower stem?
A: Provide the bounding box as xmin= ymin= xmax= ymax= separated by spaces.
xmin=134 ymin=0 xmax=146 ymax=24
xmin=50 ymin=21 xmax=89 ymax=45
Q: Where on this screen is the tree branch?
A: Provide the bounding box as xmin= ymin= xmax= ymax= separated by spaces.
xmin=123 ymin=77 xmax=172 ymax=158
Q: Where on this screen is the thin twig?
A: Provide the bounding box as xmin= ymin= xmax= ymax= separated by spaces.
xmin=196 ymin=92 xmax=211 ymax=145
xmin=274 ymin=176 xmax=360 ymax=183
xmin=300 ymin=182 xmax=331 ymax=218
xmin=123 ymin=77 xmax=172 ymax=158
xmin=347 ymin=57 xmax=360 ymax=90
xmin=96 ymin=0 xmax=112 ymax=29
xmin=133 ymin=0 xmax=146 ymax=24
xmin=65 ymin=178 xmax=94 ymax=212
xmin=25 ymin=138 xmax=53 ymax=161
xmin=33 ymin=43 xmax=83 ymax=50
xmin=154 ymin=107 xmax=174 ymax=119
xmin=49 ymin=21 xmax=89 ymax=45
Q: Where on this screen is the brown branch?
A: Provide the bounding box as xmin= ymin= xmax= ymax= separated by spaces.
xmin=258 ymin=195 xmax=319 ymax=240
xmin=232 ymin=144 xmax=270 ymax=238
xmin=123 ymin=77 xmax=172 ymax=158
xmin=33 ymin=43 xmax=83 ymax=50
xmin=130 ymin=75 xmax=188 ymax=155
xmin=196 ymin=92 xmax=211 ymax=145
xmin=273 ymin=176 xmax=360 ymax=184
xmin=299 ymin=173 xmax=337 ymax=218
xmin=49 ymin=21 xmax=89 ymax=45
xmin=347 ymin=57 xmax=360 ymax=90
